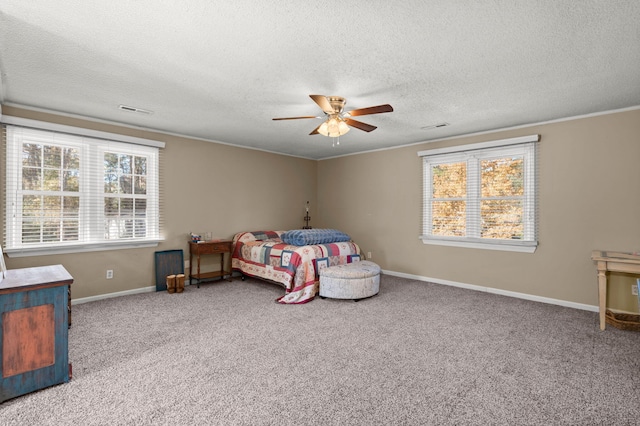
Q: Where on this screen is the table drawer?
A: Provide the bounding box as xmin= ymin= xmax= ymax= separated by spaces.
xmin=191 ymin=241 xmax=232 ymax=255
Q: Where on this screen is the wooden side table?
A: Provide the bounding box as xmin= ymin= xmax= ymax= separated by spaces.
xmin=591 ymin=250 xmax=640 ymax=330
xmin=189 ymin=240 xmax=233 ymax=287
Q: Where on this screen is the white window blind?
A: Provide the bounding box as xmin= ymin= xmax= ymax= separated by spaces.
xmin=2 ymin=123 xmax=163 ymax=257
xmin=418 ymin=135 xmax=539 ymax=253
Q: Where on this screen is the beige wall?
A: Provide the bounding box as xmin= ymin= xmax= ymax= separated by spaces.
xmin=1 ymin=106 xmax=317 ymax=300
xmin=318 ymin=109 xmax=640 ymax=311
xmin=3 ymin=105 xmax=639 ymax=311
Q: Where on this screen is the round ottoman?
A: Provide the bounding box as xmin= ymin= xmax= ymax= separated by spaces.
xmin=319 ymin=260 xmax=381 ymax=301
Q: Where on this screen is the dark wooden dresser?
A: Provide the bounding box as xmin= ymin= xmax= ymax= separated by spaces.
xmin=0 ymin=264 xmax=73 ymax=402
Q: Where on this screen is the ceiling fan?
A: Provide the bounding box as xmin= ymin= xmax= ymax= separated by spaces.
xmin=273 ymin=95 xmax=393 ymax=138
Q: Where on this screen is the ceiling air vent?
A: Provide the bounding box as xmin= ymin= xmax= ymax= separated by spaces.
xmin=118 ymin=104 xmax=153 ymax=115
xmin=421 ymin=122 xmax=449 ymax=130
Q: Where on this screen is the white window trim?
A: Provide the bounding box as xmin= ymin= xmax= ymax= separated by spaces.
xmin=418 ymin=134 xmax=539 ymax=253
xmin=0 ymin=115 xmax=166 ymax=148
xmin=417 ymin=134 xmax=538 ymax=157
xmin=419 ymin=236 xmax=537 ymax=253
xmin=3 ymin=119 xmax=164 ymax=257
xmin=5 ymin=240 xmax=163 ymax=258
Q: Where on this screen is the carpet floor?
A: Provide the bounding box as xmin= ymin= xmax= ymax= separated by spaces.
xmin=1 ymin=275 xmax=639 ymax=425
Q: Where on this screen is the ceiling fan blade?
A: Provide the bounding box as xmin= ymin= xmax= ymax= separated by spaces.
xmin=347 ymin=104 xmax=393 ymax=117
xmin=272 ymin=116 xmax=317 ymax=120
xmin=309 ymin=124 xmax=322 ymax=135
xmin=309 ymin=95 xmax=335 ymax=114
xmin=345 ymin=118 xmax=377 ymax=132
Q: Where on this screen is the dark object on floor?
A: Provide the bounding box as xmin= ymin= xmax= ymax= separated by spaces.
xmin=155 ymin=250 xmax=184 ymax=291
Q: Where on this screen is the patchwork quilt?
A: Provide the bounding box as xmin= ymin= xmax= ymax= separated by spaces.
xmin=232 ymin=230 xmax=361 ymax=304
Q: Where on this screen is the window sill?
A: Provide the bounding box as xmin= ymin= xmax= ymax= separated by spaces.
xmin=4 ymin=239 xmax=162 ymax=258
xmin=420 ymin=236 xmax=537 ymax=253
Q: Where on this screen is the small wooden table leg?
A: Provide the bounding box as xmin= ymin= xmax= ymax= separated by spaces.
xmin=189 ymin=251 xmax=194 ymax=285
xmin=597 ymin=262 xmax=607 ymax=331
xmin=196 ymin=253 xmax=201 ymax=288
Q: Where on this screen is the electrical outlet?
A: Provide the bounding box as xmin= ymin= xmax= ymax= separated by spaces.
xmin=184 ymin=260 xmax=190 ymax=269
xmin=367 ymin=252 xmax=372 ymax=259
xmin=632 ymin=284 xmax=638 ymax=296
xmin=106 ymin=270 xmax=113 ymax=279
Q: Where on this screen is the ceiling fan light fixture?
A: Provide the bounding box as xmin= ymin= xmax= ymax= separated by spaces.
xmin=317 ymin=121 xmax=329 ymax=136
xmin=317 ymin=115 xmax=350 ymax=137
xmin=337 ymin=119 xmax=350 ymax=135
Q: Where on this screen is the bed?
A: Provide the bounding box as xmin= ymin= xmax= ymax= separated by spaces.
xmin=232 ymin=229 xmax=362 ymax=304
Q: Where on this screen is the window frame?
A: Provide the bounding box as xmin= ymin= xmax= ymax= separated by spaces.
xmin=418 ymin=134 xmax=539 ymax=253
xmin=3 ymin=118 xmax=163 ymax=257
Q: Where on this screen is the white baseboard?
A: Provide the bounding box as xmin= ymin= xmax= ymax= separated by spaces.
xmin=70 ymin=271 xmax=600 ymax=313
xmin=71 ymin=285 xmax=156 ymax=305
xmin=72 ymin=277 xmax=222 ymax=305
xmin=382 ymin=269 xmax=599 ymax=312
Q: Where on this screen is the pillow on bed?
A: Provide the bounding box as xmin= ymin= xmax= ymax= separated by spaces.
xmin=233 ymin=231 xmax=284 ymax=245
xmin=281 ymin=229 xmax=351 ymax=246
xmin=248 ymin=231 xmax=283 ymax=241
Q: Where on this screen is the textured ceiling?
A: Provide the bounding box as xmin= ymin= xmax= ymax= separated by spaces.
xmin=1 ymin=1 xmax=639 ymax=159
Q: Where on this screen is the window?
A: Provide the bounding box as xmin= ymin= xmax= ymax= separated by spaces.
xmin=3 ymin=121 xmax=163 ymax=256
xmin=103 ymin=151 xmax=150 ymax=240
xmin=418 ymin=135 xmax=538 ymax=253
